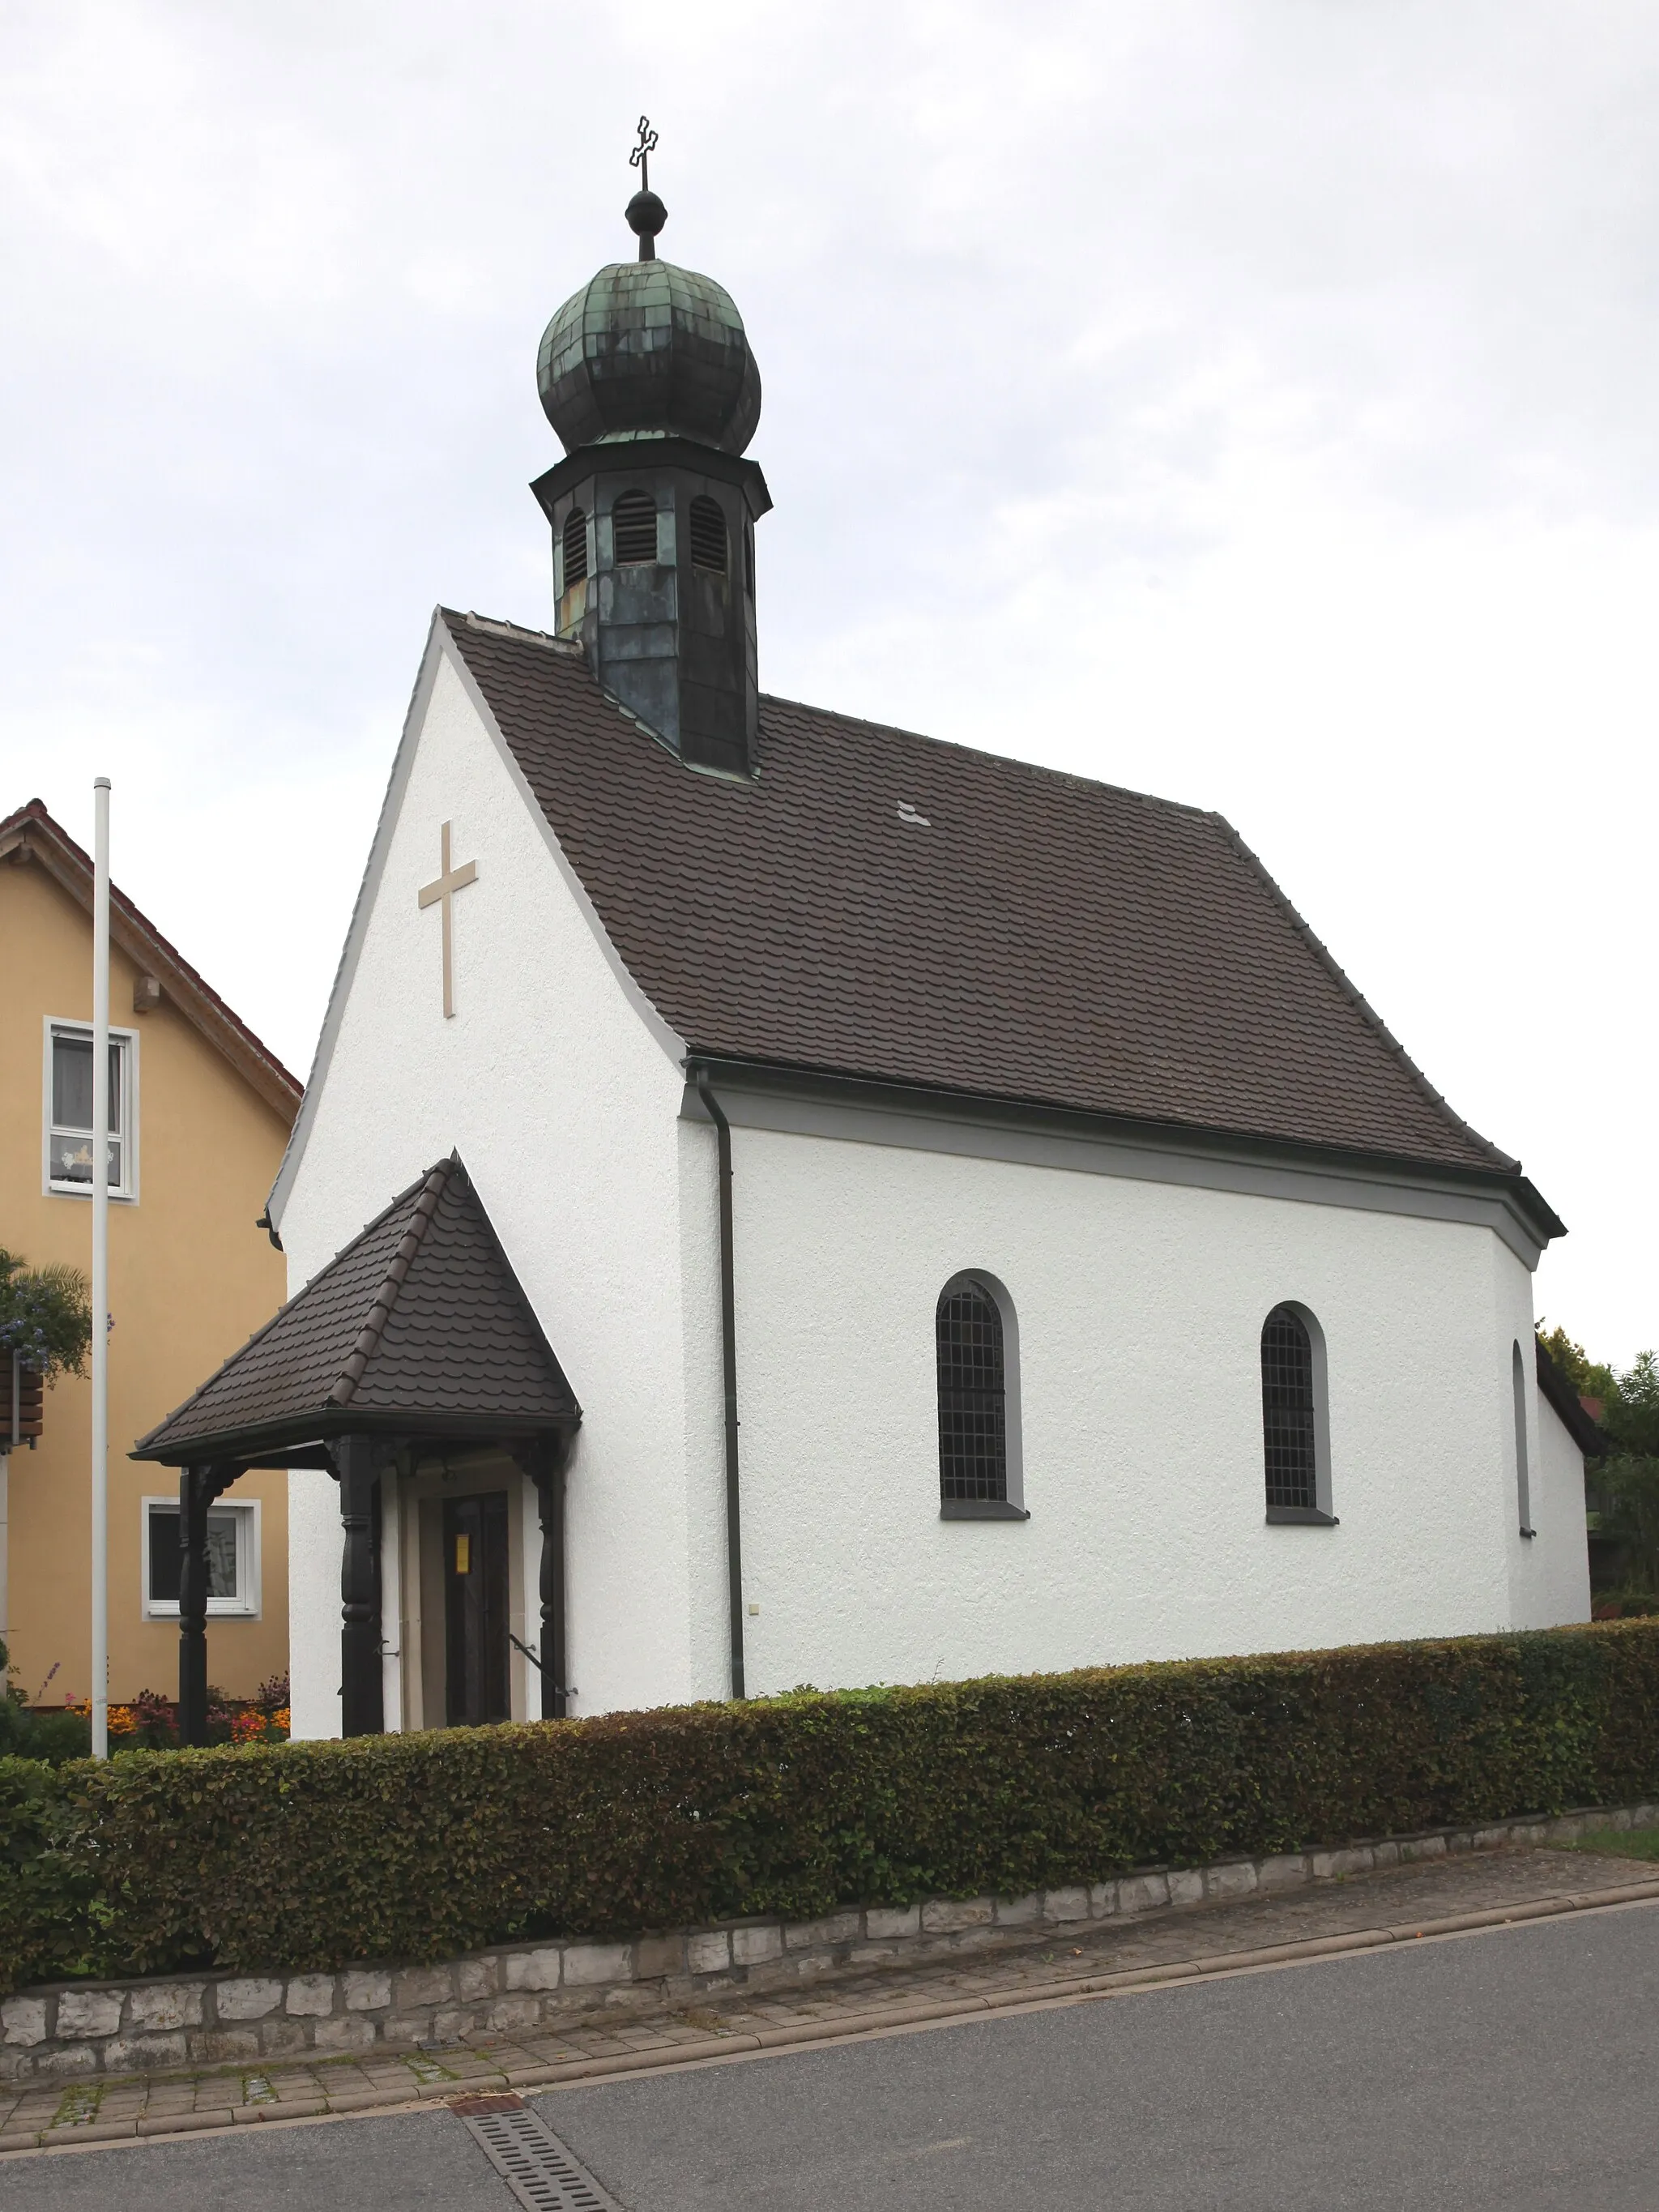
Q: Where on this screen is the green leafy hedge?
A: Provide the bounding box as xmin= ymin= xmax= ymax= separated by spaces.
xmin=5 ymin=1621 xmax=1659 ymax=1996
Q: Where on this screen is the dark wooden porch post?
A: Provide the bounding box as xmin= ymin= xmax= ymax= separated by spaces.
xmin=530 ymin=1438 xmax=569 ymax=1720
xmin=335 ymin=1435 xmax=384 ymax=1736
xmin=177 ymin=1464 xmax=220 ymax=1747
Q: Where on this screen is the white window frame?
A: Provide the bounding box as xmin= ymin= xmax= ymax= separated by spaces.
xmin=42 ymin=1018 xmax=140 ymax=1202
xmin=141 ymin=1495 xmax=262 ymax=1621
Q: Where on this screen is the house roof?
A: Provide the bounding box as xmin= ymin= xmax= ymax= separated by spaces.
xmin=0 ymin=797 xmax=301 ymax=1125
xmin=133 ymin=1155 xmax=579 ymax=1465
xmin=1535 ymin=1339 xmax=1606 ymax=1458
xmin=441 ymin=612 xmax=1525 ymax=1185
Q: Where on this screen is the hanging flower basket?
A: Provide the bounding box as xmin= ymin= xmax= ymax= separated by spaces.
xmin=0 ymin=1249 xmax=93 ymax=1450
xmin=7 ymin=1356 xmax=43 ymax=1449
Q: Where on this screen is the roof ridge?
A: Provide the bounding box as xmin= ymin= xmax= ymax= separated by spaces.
xmin=438 ymin=604 xmax=1212 ymax=820
xmin=444 ymin=607 xmax=584 ymax=657
xmin=1212 ymin=819 xmax=1516 ymax=1173
xmin=326 ymin=1156 xmax=454 ymax=1407
xmin=753 ymin=692 xmax=1216 ymax=821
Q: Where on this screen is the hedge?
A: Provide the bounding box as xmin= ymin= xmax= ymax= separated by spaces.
xmin=4 ymin=1621 xmax=1659 ymax=1997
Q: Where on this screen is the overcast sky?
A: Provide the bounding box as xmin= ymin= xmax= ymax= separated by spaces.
xmin=4 ymin=2 xmax=1656 ymax=1362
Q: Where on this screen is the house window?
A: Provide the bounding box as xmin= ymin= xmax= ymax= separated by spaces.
xmin=561 ymin=506 xmax=588 ymax=588
xmin=143 ymin=1497 xmax=260 ymax=1619
xmin=1512 ymin=1340 xmax=1535 ymax=1537
xmin=45 ymin=1022 xmax=135 ymax=1199
xmin=936 ymin=1274 xmax=1027 ymax=1518
xmin=689 ymin=493 xmax=727 ymax=574
xmin=611 ymin=489 xmax=659 ymax=564
xmin=1261 ymin=1303 xmax=1334 ymax=1523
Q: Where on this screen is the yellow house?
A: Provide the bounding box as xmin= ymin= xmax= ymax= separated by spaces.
xmin=1 ymin=798 xmax=300 ymax=1706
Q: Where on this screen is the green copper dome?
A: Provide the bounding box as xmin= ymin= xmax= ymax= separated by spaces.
xmin=536 ymin=259 xmax=762 ymax=457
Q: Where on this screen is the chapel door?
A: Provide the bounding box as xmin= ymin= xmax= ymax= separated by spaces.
xmin=443 ymin=1492 xmax=510 ymax=1726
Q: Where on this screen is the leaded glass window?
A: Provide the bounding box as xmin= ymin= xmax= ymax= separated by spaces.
xmin=937 ymin=1279 xmax=1007 ymax=1504
xmin=1261 ymin=1305 xmax=1317 ymax=1510
xmin=1512 ymin=1340 xmax=1533 ymax=1535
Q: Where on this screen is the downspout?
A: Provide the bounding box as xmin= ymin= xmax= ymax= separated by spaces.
xmin=693 ymin=1064 xmax=745 ymax=1698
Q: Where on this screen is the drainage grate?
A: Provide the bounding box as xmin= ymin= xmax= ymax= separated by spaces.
xmin=452 ymin=2095 xmax=627 ymax=2212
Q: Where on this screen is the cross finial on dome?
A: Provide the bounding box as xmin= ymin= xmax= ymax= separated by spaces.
xmin=626 ymin=116 xmax=666 ymax=262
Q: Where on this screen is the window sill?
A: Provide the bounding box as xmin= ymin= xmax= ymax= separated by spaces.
xmin=47 ymin=1185 xmax=136 ymax=1204
xmin=940 ymin=1500 xmax=1030 ymax=1522
xmin=143 ymin=1604 xmax=260 ymax=1622
xmin=1265 ymin=1505 xmax=1339 ymax=1527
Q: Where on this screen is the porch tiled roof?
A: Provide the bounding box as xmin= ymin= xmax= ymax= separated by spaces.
xmin=133 ymin=1155 xmax=578 ymax=1462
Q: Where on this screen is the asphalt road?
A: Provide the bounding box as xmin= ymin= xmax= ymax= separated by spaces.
xmin=8 ymin=1901 xmax=1659 ymax=2210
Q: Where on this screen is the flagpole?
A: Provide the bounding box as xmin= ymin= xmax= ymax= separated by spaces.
xmin=91 ymin=777 xmax=110 ymax=1761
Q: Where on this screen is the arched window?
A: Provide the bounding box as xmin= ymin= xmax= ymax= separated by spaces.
xmin=937 ymin=1277 xmax=1013 ymax=1511
xmin=1261 ymin=1304 xmax=1333 ymax=1522
xmin=611 ymin=489 xmax=658 ymax=565
xmin=1512 ymin=1340 xmax=1535 ymax=1537
xmin=561 ymin=506 xmax=588 ymax=588
xmin=689 ymin=494 xmax=727 ymax=574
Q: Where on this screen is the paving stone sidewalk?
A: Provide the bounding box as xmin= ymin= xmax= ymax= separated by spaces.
xmin=3 ymin=1845 xmax=1651 ymax=2156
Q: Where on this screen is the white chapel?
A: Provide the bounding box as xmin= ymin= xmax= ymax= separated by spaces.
xmin=136 ymin=172 xmax=1597 ymax=1742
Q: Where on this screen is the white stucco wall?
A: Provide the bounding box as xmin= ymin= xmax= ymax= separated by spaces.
xmin=279 ymin=623 xmax=1586 ymax=1733
xmin=281 ymin=637 xmax=712 ymax=1736
xmin=1528 ymin=1390 xmax=1593 ymax=1629
xmin=724 ymin=1124 xmax=1587 ymax=1693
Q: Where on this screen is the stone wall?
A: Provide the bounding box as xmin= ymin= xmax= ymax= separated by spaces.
xmin=4 ymin=1801 xmax=1653 ymax=2083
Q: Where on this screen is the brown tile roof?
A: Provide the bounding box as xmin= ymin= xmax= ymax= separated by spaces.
xmin=444 ymin=613 xmax=1516 ymax=1179
xmin=133 ymin=1155 xmax=579 ymax=1462
xmin=0 ymin=797 xmax=301 ymax=1123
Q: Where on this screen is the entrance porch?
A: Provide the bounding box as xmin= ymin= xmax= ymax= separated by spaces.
xmin=131 ymin=1155 xmax=581 ymax=1741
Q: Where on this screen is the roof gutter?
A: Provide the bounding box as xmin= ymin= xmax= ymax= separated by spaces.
xmin=684 ymin=1055 xmax=1567 ymax=1266
xmin=693 ymin=1062 xmax=745 ymax=1699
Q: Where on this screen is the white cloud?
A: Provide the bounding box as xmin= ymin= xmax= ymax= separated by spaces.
xmin=3 ymin=0 xmax=1656 ymax=1359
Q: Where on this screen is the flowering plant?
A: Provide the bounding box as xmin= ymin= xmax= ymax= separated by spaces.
xmin=0 ymin=1249 xmax=93 ymax=1381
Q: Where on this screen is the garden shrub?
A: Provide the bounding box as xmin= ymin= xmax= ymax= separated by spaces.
xmin=0 ymin=1639 xmax=92 ymax=1766
xmin=3 ymin=1621 xmax=1658 ymax=1995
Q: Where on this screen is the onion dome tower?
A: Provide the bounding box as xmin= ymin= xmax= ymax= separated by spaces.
xmin=531 ymin=121 xmax=770 ymax=777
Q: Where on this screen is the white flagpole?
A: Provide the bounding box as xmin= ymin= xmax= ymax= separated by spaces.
xmin=91 ymin=777 xmax=110 ymax=1761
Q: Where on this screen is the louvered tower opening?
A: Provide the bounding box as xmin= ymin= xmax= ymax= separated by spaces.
xmin=561 ymin=507 xmax=588 ymax=587
xmin=689 ymin=494 xmax=727 ymax=574
xmin=611 ymin=489 xmax=659 ymax=565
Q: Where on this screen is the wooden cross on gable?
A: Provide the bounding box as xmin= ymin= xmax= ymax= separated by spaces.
xmin=417 ymin=821 xmax=478 ymax=1018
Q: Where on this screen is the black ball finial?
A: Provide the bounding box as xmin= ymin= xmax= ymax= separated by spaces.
xmin=625 ymin=189 xmax=667 ymax=262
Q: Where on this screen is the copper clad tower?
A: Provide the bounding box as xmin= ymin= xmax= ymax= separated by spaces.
xmin=531 ymin=129 xmax=770 ymax=777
